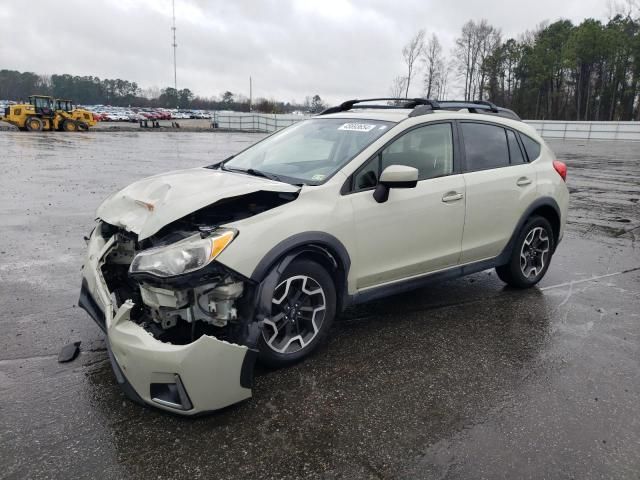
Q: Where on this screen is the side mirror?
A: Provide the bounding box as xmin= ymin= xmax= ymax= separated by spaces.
xmin=373 ymin=165 xmax=418 ymax=203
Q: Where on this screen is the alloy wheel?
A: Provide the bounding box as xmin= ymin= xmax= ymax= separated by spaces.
xmin=262 ymin=274 xmax=326 ymax=354
xmin=520 ymin=226 xmax=550 ymax=279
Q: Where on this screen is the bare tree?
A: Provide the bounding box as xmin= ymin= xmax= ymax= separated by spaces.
xmin=402 ymin=30 xmax=426 ymax=98
xmin=454 ymin=20 xmax=500 ymax=100
xmin=38 ymin=74 xmax=52 ymax=91
xmin=518 ymin=21 xmax=547 ymax=47
xmin=142 ymin=86 xmax=161 ymax=100
xmin=477 ymin=24 xmax=501 ymax=100
xmin=423 ymin=33 xmax=444 ymax=99
xmin=455 ymin=21 xmax=477 ymax=100
xmin=435 ymin=59 xmax=453 ymax=100
xmin=389 ymin=75 xmax=408 ymax=100
xmin=310 ymin=94 xmax=326 ymax=113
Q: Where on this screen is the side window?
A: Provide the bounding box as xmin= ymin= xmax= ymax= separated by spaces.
xmin=506 ymin=130 xmax=526 ymax=164
xmin=461 ymin=123 xmax=509 ymax=171
xmin=519 ymin=133 xmax=541 ymax=161
xmin=380 ymin=123 xmax=453 ymax=181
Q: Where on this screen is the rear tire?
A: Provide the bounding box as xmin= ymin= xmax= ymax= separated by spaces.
xmin=258 ymin=259 xmax=336 ymax=368
xmin=77 ymin=122 xmax=89 ymax=131
xmin=496 ymin=215 xmax=555 ymax=288
xmin=25 ymin=116 xmax=43 ymax=131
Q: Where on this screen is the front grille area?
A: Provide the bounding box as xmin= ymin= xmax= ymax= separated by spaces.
xmin=101 ymin=222 xmax=138 ymax=243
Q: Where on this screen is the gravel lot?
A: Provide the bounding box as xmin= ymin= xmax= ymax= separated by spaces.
xmin=0 ymin=132 xmax=639 ymax=479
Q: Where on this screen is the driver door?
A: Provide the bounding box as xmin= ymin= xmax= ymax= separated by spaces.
xmin=346 ymin=122 xmax=466 ymax=289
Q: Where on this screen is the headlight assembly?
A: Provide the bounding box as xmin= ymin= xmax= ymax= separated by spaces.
xmin=129 ymin=229 xmax=236 ymax=278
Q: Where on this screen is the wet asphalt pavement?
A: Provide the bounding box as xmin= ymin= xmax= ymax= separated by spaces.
xmin=0 ymin=132 xmax=639 ymax=479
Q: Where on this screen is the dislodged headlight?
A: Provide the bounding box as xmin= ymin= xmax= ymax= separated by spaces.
xmin=129 ymin=229 xmax=236 ymax=277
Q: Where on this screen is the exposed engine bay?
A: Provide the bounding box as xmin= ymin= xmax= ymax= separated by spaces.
xmin=98 ymin=190 xmax=297 ymax=346
xmin=100 ymin=229 xmax=242 ymax=345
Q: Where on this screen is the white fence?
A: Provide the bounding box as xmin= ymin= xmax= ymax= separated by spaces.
xmin=211 ymin=112 xmax=640 ymax=141
xmin=525 ymin=120 xmax=640 ymax=141
xmin=212 ymin=112 xmax=306 ymax=132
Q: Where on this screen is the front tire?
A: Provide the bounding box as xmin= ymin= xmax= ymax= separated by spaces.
xmin=496 ymin=216 xmax=555 ymax=288
xmin=25 ymin=116 xmax=43 ymax=131
xmin=258 ymin=259 xmax=336 ymax=367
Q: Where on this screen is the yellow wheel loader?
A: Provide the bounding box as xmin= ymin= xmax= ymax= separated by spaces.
xmin=55 ymin=99 xmax=98 ymax=131
xmin=0 ymin=95 xmax=97 ymax=131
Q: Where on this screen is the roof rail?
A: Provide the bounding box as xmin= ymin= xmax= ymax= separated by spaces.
xmin=320 ymin=97 xmax=521 ymax=121
xmin=320 ymin=98 xmax=440 ymax=115
xmin=434 ymin=100 xmax=520 ymax=120
xmin=436 ymin=100 xmax=499 ymax=112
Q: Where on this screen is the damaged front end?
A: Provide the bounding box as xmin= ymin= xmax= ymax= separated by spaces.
xmin=79 ymin=181 xmax=298 ymax=415
xmin=79 ymin=221 xmax=263 ymax=414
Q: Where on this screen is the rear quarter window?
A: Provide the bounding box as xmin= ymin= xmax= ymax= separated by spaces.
xmin=519 ymin=133 xmax=541 ymax=161
xmin=506 ymin=130 xmax=526 ymax=164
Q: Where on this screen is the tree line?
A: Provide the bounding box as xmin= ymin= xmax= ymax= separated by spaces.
xmin=0 ymin=69 xmax=327 ymax=113
xmin=395 ymin=11 xmax=640 ymax=120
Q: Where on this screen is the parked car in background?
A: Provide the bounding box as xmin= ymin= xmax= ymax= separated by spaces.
xmin=190 ymin=110 xmax=211 ymax=119
xmin=128 ymin=112 xmax=146 ymax=122
xmin=73 ymin=105 xmax=218 ymax=123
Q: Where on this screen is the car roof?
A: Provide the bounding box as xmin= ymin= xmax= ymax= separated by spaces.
xmin=317 ymin=108 xmax=541 ymax=140
xmin=316 ymin=109 xmax=410 ymax=123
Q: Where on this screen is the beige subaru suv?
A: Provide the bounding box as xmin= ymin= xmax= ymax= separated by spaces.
xmin=79 ymin=98 xmax=569 ymax=414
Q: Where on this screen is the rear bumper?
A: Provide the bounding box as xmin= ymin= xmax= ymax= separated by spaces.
xmin=78 ymin=223 xmax=255 ymax=415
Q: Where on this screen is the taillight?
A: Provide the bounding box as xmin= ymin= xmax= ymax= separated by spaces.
xmin=553 ymin=160 xmax=567 ymax=181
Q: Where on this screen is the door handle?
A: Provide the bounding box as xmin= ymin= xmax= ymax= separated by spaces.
xmin=516 ymin=177 xmax=532 ymax=186
xmin=442 ymin=192 xmax=464 ymax=203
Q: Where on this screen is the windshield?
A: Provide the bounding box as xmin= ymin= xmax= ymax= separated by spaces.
xmin=222 ymin=118 xmax=394 ymax=185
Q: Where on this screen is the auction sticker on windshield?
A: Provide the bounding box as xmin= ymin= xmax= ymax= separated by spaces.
xmin=338 ymin=123 xmax=377 ymax=132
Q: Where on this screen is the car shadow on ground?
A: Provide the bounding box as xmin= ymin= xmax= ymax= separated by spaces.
xmin=82 ymin=277 xmax=552 ymax=478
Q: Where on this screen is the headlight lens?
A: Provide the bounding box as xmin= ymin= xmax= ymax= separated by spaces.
xmin=129 ymin=229 xmax=236 ymax=277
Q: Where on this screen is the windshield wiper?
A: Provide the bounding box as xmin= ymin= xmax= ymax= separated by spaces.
xmin=246 ymin=168 xmax=280 ymax=181
xmin=223 ymin=166 xmax=283 ymax=183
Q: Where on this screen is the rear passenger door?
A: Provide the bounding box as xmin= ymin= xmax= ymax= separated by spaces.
xmin=459 ymin=122 xmax=537 ymax=263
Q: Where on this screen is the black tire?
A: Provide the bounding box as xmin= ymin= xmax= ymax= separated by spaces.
xmin=25 ymin=116 xmax=43 ymax=131
xmin=77 ymin=122 xmax=89 ymax=131
xmin=258 ymin=259 xmax=336 ymax=368
xmin=496 ymin=215 xmax=555 ymax=288
xmin=62 ymin=119 xmax=78 ymax=132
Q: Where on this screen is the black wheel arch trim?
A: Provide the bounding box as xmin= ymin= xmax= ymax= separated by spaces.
xmin=497 ymin=196 xmax=562 ymax=265
xmin=250 ymin=231 xmax=351 ymax=310
xmin=251 ymin=232 xmax=351 ymax=281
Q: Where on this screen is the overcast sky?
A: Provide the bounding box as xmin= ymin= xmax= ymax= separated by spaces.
xmin=0 ymin=0 xmax=612 ymax=104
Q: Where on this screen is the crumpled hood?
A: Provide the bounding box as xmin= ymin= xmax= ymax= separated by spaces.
xmin=96 ymin=167 xmax=299 ymax=239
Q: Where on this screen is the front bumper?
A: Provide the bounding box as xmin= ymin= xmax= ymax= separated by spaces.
xmin=78 ymin=224 xmax=255 ymax=415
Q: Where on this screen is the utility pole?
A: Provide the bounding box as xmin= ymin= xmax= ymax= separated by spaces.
xmin=171 ymin=0 xmax=178 ymax=105
xmin=249 ymin=76 xmax=252 ymax=112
